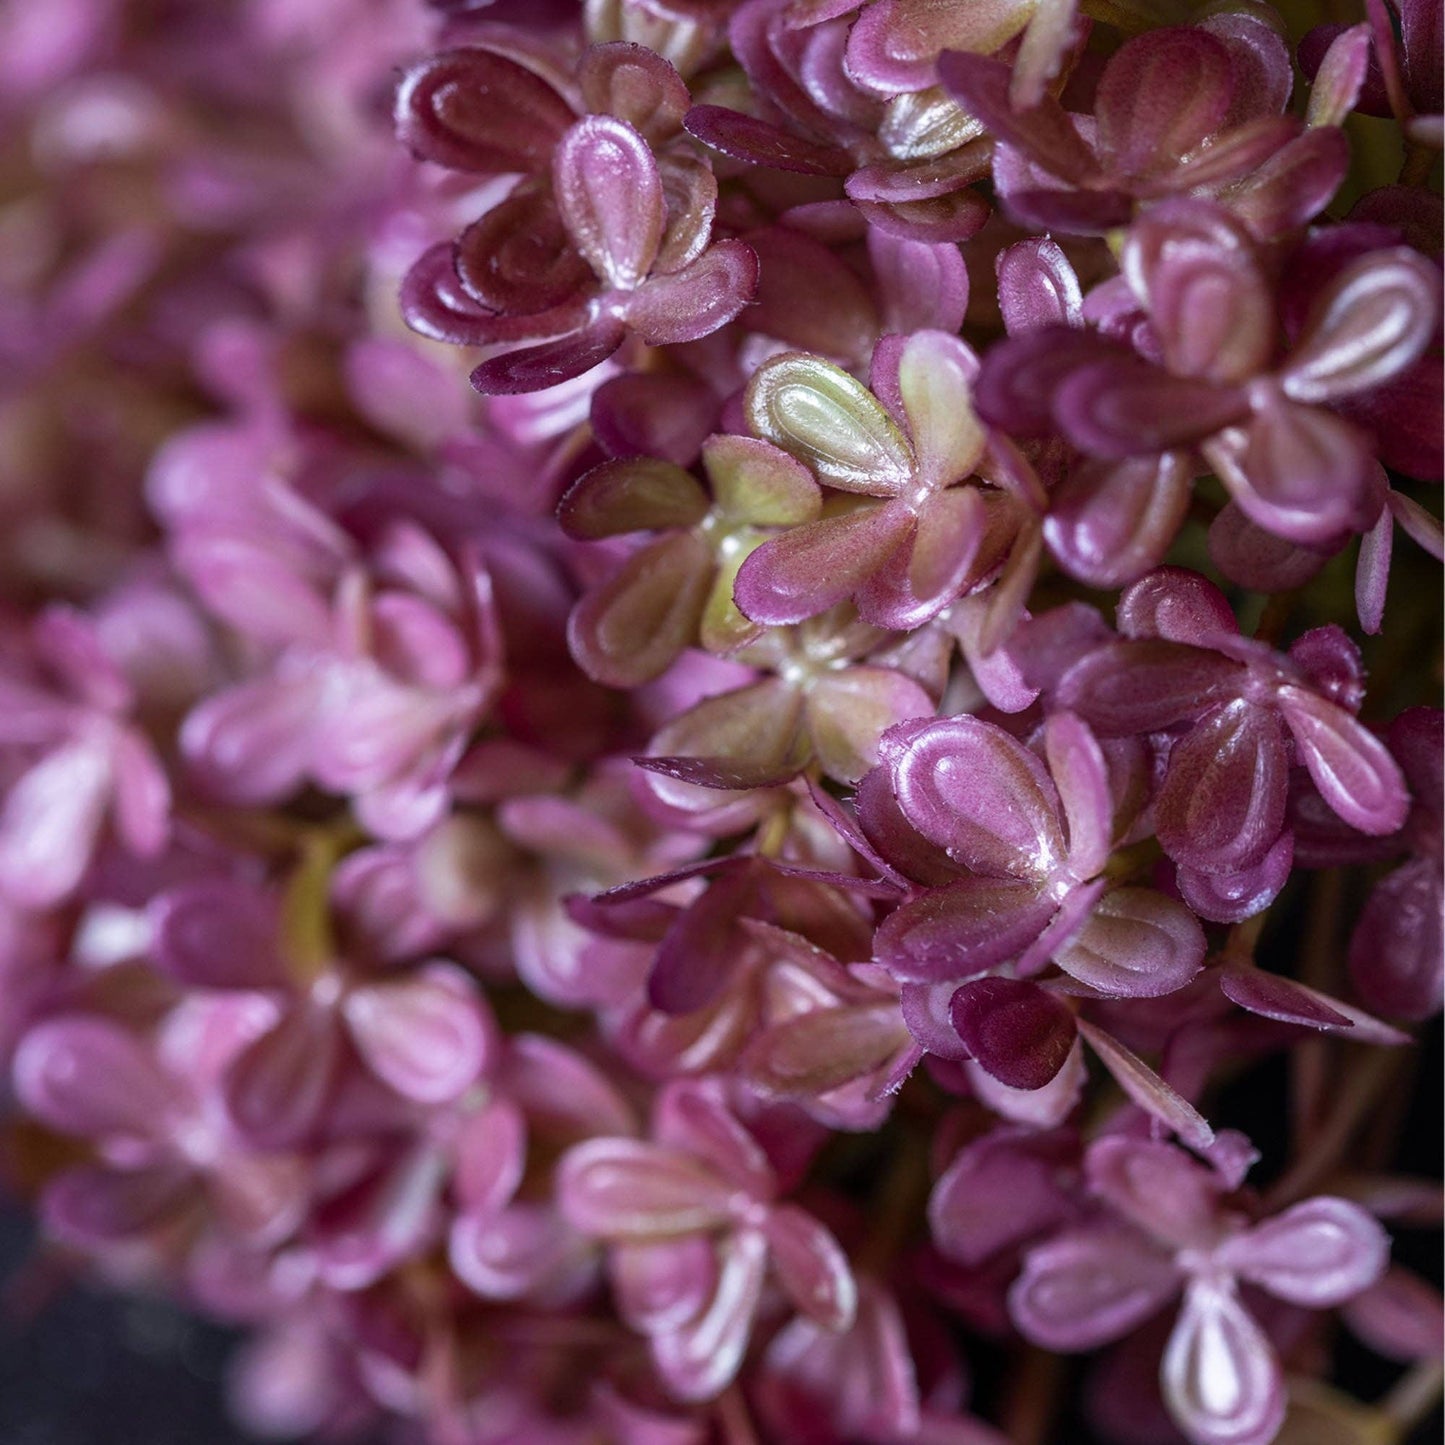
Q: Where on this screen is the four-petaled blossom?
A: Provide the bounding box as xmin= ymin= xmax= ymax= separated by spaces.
xmin=558 ymin=1077 xmax=856 ymax=1400
xmin=1010 ymin=1136 xmax=1389 ymax=1445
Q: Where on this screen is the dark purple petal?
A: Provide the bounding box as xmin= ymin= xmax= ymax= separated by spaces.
xmin=1207 ymin=502 xmax=1331 ymax=594
xmin=625 ymin=240 xmax=760 ymax=345
xmin=454 ymin=188 xmax=592 ymax=315
xmin=1094 ymin=28 xmax=1233 ymax=180
xmin=950 ymin=977 xmax=1077 ymax=1091
xmin=395 ymin=48 xmax=574 ymax=174
xmin=41 ymin=1164 xmax=192 ymax=1247
xmin=578 ymin=41 xmax=691 ymax=139
xmin=1155 ymin=702 xmax=1289 ymax=875
xmin=1348 ymin=857 xmax=1444 ymax=1021
xmin=150 ymin=879 xmax=286 ymax=990
xmin=875 ymin=877 xmax=1059 ymax=982
xmin=936 ymin=51 xmax=1098 ymax=182
xmin=996 ymin=237 xmax=1082 ymax=334
xmin=470 ymin=320 xmax=627 ymax=396
xmin=683 ymin=105 xmax=853 ymax=176
xmin=224 ymin=1005 xmax=340 ymax=1149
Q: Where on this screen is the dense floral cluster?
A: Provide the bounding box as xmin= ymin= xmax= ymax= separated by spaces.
xmin=0 ymin=2 xmax=1441 ymax=1444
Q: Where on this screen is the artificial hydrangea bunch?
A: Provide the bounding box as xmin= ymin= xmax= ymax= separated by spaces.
xmin=0 ymin=2 xmax=1441 ymax=1444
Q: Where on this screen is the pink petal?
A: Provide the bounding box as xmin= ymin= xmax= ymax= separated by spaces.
xmin=764 ymin=1204 xmax=857 ymax=1330
xmin=1216 ymin=1197 xmax=1388 ymax=1307
xmin=557 ymin=1138 xmax=734 ymax=1240
xmin=223 ymin=1005 xmax=340 ymax=1148
xmin=1010 ymin=1225 xmax=1180 ymax=1350
xmin=150 ymin=879 xmax=286 ymax=990
xmin=652 ymin=1229 xmax=768 ymax=1402
xmin=1161 ymin=1281 xmax=1284 ymax=1445
xmin=625 ymin=239 xmax=759 ymax=346
xmin=883 ymin=715 xmax=1065 ymax=877
xmin=1276 ymin=685 xmax=1410 ymax=836
xmin=342 ymin=963 xmax=492 ymax=1104
xmin=0 ymin=741 xmax=111 ymax=907
xmin=14 ymin=1016 xmax=175 ymax=1142
xmin=1077 ymin=1020 xmax=1215 ymax=1151
xmin=449 ymin=1203 xmax=578 ymax=1301
xmin=1053 ymin=888 xmax=1206 ymax=999
xmin=180 ymin=671 xmax=323 ymax=805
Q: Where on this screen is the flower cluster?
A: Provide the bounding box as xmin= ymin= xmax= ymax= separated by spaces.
xmin=0 ymin=3 xmax=1441 ymax=1445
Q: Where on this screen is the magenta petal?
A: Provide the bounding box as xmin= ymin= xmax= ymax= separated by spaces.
xmin=928 ymin=1128 xmax=1077 ymax=1266
xmin=1095 ymin=29 xmax=1233 ymax=178
xmin=625 ymin=240 xmax=759 ymax=346
xmin=1205 ymin=401 xmax=1374 ymax=546
xmin=876 ymin=877 xmax=1059 ymax=983
xmin=395 ymin=48 xmax=574 ymax=175
xmin=449 ymin=1203 xmax=576 ymax=1301
xmin=1054 ymin=360 xmax=1251 ymax=458
xmin=1010 ymin=1225 xmax=1180 ymax=1351
xmin=1155 ymin=702 xmax=1289 ymax=875
xmin=223 ymin=1005 xmax=340 ymax=1148
xmin=1175 ymin=833 xmax=1294 ymax=924
xmin=1349 ymin=857 xmax=1445 ymax=1021
xmin=1045 ymin=454 xmax=1193 ymax=590
xmin=1054 ymin=888 xmax=1206 ymax=999
xmin=683 ymin=105 xmax=852 ymax=176
xmin=454 ymin=187 xmax=592 ymax=315
xmin=613 ymin=1236 xmax=717 ymax=1334
xmin=553 ymin=116 xmax=663 ymax=290
xmin=14 ymin=1016 xmax=174 ymax=1142
xmin=343 ymin=964 xmax=491 ymax=1104
xmin=1281 ymin=249 xmax=1442 ymax=405
xmin=1043 ymin=711 xmax=1113 ymax=879
xmin=1207 ymin=502 xmax=1331 ymax=594
xmin=41 ymin=1163 xmax=192 ymax=1246
xmin=652 ymin=1228 xmax=768 ymax=1402
xmin=764 ymin=1205 xmax=857 ymax=1330
xmin=150 ymin=879 xmax=286 ymax=990
xmin=1161 ymin=1281 xmax=1284 ymax=1445
xmin=950 ymin=977 xmax=1077 ymax=1091
xmin=470 ymin=321 xmax=627 ymax=396
xmin=0 ymin=743 xmax=111 ymax=908
xmin=936 ymin=51 xmax=1097 ymax=181
xmin=997 ymin=237 xmax=1082 ymax=334
xmin=1217 ymin=1198 xmax=1388 ymax=1308
xmin=883 ymin=715 xmax=1064 ymax=877
xmin=1057 ymin=639 xmax=1242 ymax=736
xmin=1343 ymin=1266 xmax=1445 ymax=1363
xmin=655 ymin=1079 xmax=774 ymax=1197
xmin=1276 ymin=686 xmax=1410 ymax=836
xmin=1084 ymin=1136 xmax=1221 ymax=1248
xmin=557 ymin=1138 xmax=733 ymax=1240
xmin=181 ymin=672 xmax=322 ymax=805
xmin=734 ymin=502 xmax=914 ymax=626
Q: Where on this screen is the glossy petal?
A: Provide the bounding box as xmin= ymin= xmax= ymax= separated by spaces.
xmin=1054 ymin=888 xmax=1206 ymax=998
xmin=950 ymin=977 xmax=1076 ymax=1090
xmin=625 ymin=240 xmax=759 ymax=345
xmin=343 ymin=964 xmax=491 ymax=1104
xmin=1161 ymin=1281 xmax=1284 ymax=1445
xmin=765 ymin=1205 xmax=857 ymax=1330
xmin=1276 ymin=686 xmax=1410 ymax=836
xmin=223 ymin=1005 xmax=339 ymax=1149
xmin=883 ymin=715 xmax=1064 ymax=877
xmin=1216 ymin=1198 xmax=1388 ymax=1307
xmin=558 ymin=1138 xmax=733 ymax=1240
xmin=746 ymin=354 xmax=913 ymax=494
xmin=1010 ymin=1226 xmax=1180 ymax=1351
